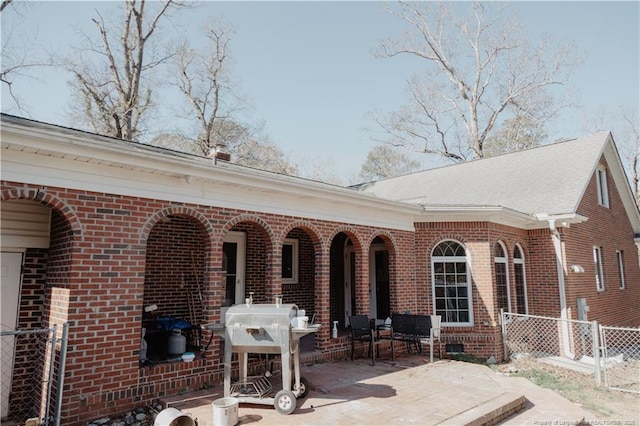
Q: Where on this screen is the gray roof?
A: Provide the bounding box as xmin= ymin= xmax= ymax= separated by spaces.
xmin=355 ymin=133 xmax=612 ymax=216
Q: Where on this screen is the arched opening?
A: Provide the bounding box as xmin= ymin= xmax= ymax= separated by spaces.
xmin=1 ymin=199 xmax=73 ymax=422
xmin=369 ymin=236 xmax=391 ymax=322
xmin=281 ymin=227 xmax=317 ymax=320
xmin=222 ymin=221 xmax=272 ymax=306
xmin=281 ymin=227 xmax=319 ymax=353
xmin=329 ymin=232 xmax=361 ymax=334
xmin=142 ymin=214 xmax=208 ymax=364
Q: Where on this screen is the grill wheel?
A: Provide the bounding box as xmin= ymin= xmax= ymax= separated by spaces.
xmin=274 ymin=389 xmax=296 ymax=415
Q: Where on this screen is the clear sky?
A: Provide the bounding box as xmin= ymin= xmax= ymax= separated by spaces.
xmin=2 ymin=1 xmax=639 ymax=182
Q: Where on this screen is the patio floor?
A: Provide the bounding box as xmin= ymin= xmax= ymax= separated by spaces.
xmin=161 ymin=354 xmax=594 ymax=425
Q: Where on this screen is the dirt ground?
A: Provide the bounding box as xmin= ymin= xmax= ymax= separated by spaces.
xmin=497 ymin=358 xmax=640 ymax=423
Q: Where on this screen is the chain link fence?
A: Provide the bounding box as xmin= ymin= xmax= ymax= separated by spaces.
xmin=501 ymin=311 xmax=601 ymax=384
xmin=1 ymin=324 xmax=68 ymax=426
xmin=599 ymin=325 xmax=640 ymax=394
xmin=502 ymin=312 xmax=640 ymax=393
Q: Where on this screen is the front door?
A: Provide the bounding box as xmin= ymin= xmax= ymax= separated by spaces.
xmin=222 ymin=232 xmax=246 ymax=307
xmin=369 ymin=244 xmax=390 ymax=321
xmin=1 ymin=251 xmax=23 ymax=418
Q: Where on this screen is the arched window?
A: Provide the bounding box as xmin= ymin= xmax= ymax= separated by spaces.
xmin=432 ymin=240 xmax=473 ymax=326
xmin=494 ymin=242 xmax=510 ymax=312
xmin=513 ymin=244 xmax=528 ymax=314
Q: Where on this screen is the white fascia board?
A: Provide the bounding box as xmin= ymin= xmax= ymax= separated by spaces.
xmin=2 ymin=138 xmax=420 ymax=231
xmin=533 ymin=212 xmax=589 ymax=228
xmin=420 ymin=205 xmax=553 ymax=229
xmin=2 ymin=119 xmax=421 ymax=216
xmin=603 ymin=140 xmax=640 ymax=233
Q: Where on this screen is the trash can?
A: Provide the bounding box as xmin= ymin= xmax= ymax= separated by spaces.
xmin=212 ymin=397 xmax=239 ymax=426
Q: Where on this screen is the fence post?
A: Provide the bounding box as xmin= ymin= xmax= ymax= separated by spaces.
xmin=592 ymin=320 xmax=600 ymax=386
xmin=500 ymin=309 xmax=508 ymax=361
xmin=53 ymin=323 xmax=69 ymax=426
xmin=44 ymin=324 xmax=58 ymax=426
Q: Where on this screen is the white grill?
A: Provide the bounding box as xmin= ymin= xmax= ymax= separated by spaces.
xmin=208 ymin=300 xmax=320 ymax=415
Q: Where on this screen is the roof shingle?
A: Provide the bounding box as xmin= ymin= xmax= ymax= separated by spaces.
xmin=355 ymin=133 xmax=611 ymax=216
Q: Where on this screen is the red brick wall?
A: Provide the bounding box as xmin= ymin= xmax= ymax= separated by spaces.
xmin=414 ymin=222 xmax=531 ymax=360
xmin=144 ymin=215 xmax=208 ymax=321
xmin=281 ymin=228 xmax=316 ymax=317
xmin=526 ymin=228 xmax=562 ymax=317
xmin=3 ymin=169 xmax=637 ymax=423
xmin=9 ymin=208 xmax=74 ymax=422
xmin=231 ymin=222 xmax=269 ymax=303
xmin=8 ymin=248 xmax=48 ymax=420
xmin=564 ymin=158 xmax=640 ymax=326
xmin=2 ymin=182 xmax=418 ymax=424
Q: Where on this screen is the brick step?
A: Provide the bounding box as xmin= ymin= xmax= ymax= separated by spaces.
xmin=441 ymin=391 xmax=526 ymax=426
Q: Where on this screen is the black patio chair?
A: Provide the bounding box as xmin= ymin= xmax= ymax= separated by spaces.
xmin=349 ymin=315 xmax=377 ymax=365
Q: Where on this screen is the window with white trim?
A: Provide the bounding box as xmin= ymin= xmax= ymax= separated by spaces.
xmin=432 ymin=240 xmax=473 ymax=326
xmin=596 ymin=165 xmax=609 ymax=208
xmin=593 ymin=246 xmax=604 ymax=291
xmin=513 ymin=244 xmax=528 ymax=314
xmin=494 ymin=242 xmax=510 ymax=313
xmin=282 ymin=238 xmax=299 ymax=284
xmin=617 ymin=250 xmax=626 ymax=290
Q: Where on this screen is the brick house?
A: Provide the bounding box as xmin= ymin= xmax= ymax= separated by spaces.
xmin=1 ymin=114 xmax=639 ymax=424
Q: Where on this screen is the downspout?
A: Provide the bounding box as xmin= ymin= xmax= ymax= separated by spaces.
xmin=546 ymin=218 xmax=575 ymax=359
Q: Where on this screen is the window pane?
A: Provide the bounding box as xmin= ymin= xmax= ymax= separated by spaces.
xmin=617 ymin=251 xmax=626 ymax=290
xmin=432 ymin=241 xmax=471 ymax=324
xmin=514 ymin=246 xmax=523 ymax=259
xmin=514 ymin=264 xmax=526 ymax=314
xmin=282 ymin=244 xmax=293 ymax=279
xmin=495 ymin=262 xmax=509 ymax=311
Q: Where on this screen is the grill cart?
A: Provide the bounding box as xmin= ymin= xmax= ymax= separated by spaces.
xmin=210 ymin=300 xmax=320 ymax=415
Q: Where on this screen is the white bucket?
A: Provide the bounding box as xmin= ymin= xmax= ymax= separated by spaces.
xmin=154 ymin=407 xmax=195 ymax=426
xmin=212 ymin=397 xmax=239 ymax=426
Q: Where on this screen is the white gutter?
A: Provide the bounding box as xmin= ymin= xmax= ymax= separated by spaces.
xmin=535 ymin=213 xmax=587 ymax=359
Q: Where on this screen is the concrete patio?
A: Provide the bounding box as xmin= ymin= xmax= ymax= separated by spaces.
xmin=161 ymin=355 xmax=595 ymax=425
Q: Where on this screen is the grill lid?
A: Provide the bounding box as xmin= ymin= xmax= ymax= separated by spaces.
xmin=225 ymin=303 xmax=299 ymax=327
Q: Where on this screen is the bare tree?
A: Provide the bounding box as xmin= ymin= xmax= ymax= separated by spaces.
xmin=1 ymin=0 xmax=51 ymax=111
xmin=149 ymin=120 xmax=299 ymax=175
xmin=170 ymin=20 xmax=298 ymax=175
xmin=172 ymin=20 xmax=239 ymax=156
xmin=359 ymin=145 xmax=421 ymax=181
xmin=373 ymin=1 xmax=582 ymax=162
xmin=66 ymin=0 xmax=181 ymax=140
xmin=619 ymin=108 xmax=640 ymax=204
xmin=1 ymin=0 xmax=14 ymax=12
xmin=581 ymin=106 xmax=640 ymax=204
xmin=483 ymin=115 xmax=548 ymax=157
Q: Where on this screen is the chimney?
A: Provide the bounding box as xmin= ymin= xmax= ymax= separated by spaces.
xmin=216 ymin=152 xmax=231 ymax=162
